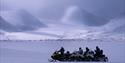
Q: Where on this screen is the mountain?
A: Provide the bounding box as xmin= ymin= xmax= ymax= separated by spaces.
xmin=0 ymin=10 xmax=46 ymax=32
xmin=113 ymin=25 xmax=125 ymax=33
xmin=61 ymin=6 xmax=108 ymax=26
xmin=103 ymin=16 xmax=125 ymax=33
xmin=0 ymin=16 xmax=18 ymax=32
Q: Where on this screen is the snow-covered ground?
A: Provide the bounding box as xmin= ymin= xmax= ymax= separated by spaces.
xmin=0 ymin=40 xmax=125 ymax=63
xmin=0 ymin=1 xmax=125 ymax=63
xmin=0 ymin=28 xmax=125 ymax=42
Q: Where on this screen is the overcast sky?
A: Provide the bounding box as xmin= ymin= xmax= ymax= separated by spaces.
xmin=1 ymin=0 xmax=125 ymax=20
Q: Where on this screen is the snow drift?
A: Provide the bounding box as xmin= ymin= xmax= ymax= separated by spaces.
xmin=61 ymin=6 xmax=108 ymax=26
xmin=0 ymin=10 xmax=46 ymax=32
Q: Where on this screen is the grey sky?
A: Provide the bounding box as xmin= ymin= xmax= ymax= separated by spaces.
xmin=1 ymin=0 xmax=125 ymax=20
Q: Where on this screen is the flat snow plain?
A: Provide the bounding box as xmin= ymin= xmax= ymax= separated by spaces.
xmin=0 ymin=40 xmax=125 ymax=63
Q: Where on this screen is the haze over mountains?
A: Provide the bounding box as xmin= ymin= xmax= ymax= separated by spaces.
xmin=103 ymin=16 xmax=125 ymax=33
xmin=0 ymin=16 xmax=16 ymax=31
xmin=0 ymin=10 xmax=46 ymax=32
xmin=61 ymin=6 xmax=108 ymax=26
xmin=0 ymin=8 xmax=124 ymax=40
xmin=0 ymin=8 xmax=124 ymax=33
xmin=1 ymin=0 xmax=124 ymax=19
xmin=0 ymin=0 xmax=125 ymax=40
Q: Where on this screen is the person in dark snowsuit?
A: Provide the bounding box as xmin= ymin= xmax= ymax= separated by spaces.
xmin=94 ymin=46 xmax=101 ymax=58
xmin=64 ymin=51 xmax=71 ymax=61
xmin=84 ymin=47 xmax=90 ymax=56
xmin=99 ymin=50 xmax=105 ymax=57
xmin=78 ymin=47 xmax=83 ymax=54
xmin=59 ymin=47 xmax=65 ymax=55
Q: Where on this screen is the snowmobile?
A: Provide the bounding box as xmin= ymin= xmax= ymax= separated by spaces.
xmin=49 ymin=47 xmax=108 ymax=62
xmin=49 ymin=50 xmax=108 ymax=62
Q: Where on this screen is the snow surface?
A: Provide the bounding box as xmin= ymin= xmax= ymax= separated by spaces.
xmin=0 ymin=40 xmax=125 ymax=63
xmin=0 ymin=4 xmax=125 ymax=63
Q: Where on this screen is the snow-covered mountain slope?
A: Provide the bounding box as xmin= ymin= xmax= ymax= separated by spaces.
xmin=0 ymin=28 xmax=124 ymax=42
xmin=0 ymin=10 xmax=46 ymax=32
xmin=111 ymin=16 xmax=125 ymax=33
xmin=0 ymin=9 xmax=124 ymax=40
xmin=113 ymin=25 xmax=125 ymax=33
xmin=0 ymin=16 xmax=18 ymax=31
xmin=61 ymin=6 xmax=108 ymax=26
xmin=102 ymin=16 xmax=125 ymax=33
